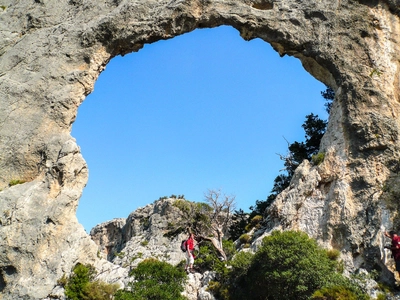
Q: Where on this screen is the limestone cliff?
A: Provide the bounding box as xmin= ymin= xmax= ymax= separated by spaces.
xmin=89 ymin=198 xmax=215 ymax=300
xmin=90 ymin=199 xmax=187 ymax=267
xmin=1 ymin=0 xmax=400 ymax=298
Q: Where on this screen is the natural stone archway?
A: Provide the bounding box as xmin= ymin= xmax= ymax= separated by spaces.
xmin=1 ymin=0 xmax=400 ymax=298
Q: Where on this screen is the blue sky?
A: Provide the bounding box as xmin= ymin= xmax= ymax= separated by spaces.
xmin=72 ymin=25 xmax=328 ymax=232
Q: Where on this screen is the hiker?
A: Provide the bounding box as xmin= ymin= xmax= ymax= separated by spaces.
xmin=384 ymin=230 xmax=400 ymax=276
xmin=185 ymin=232 xmax=196 ymax=273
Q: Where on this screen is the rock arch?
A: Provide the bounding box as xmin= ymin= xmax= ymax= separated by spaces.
xmin=1 ymin=0 xmax=400 ymax=298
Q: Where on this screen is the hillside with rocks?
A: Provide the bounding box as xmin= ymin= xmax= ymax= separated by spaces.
xmin=89 ymin=198 xmax=217 ymax=300
xmin=90 ymin=198 xmax=189 ymax=267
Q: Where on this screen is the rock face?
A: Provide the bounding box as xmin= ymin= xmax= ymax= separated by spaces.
xmin=1 ymin=0 xmax=400 ymax=298
xmin=90 ymin=199 xmax=188 ymax=267
xmin=89 ymin=198 xmax=215 ymax=300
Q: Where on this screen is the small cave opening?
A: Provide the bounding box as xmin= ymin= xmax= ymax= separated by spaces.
xmin=0 ymin=265 xmax=17 ymax=292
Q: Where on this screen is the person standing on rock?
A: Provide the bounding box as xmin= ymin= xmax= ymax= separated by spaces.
xmin=384 ymin=230 xmax=400 ymax=276
xmin=185 ymin=232 xmax=196 ymax=273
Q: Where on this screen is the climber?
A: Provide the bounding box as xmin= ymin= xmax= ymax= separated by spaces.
xmin=184 ymin=232 xmax=196 ymax=273
xmin=384 ymin=230 xmax=400 ymax=276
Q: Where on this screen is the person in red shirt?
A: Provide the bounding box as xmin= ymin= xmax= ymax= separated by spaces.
xmin=385 ymin=230 xmax=400 ymax=275
xmin=184 ymin=233 xmax=195 ymax=273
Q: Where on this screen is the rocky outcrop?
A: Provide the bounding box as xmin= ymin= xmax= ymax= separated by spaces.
xmin=90 ymin=199 xmax=188 ymax=267
xmin=1 ymin=0 xmax=400 ymax=298
xmin=89 ymin=198 xmax=215 ymax=300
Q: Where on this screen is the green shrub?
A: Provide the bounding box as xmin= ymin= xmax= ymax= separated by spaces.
xmin=326 ymin=249 xmax=341 ymax=261
xmin=376 ymin=293 xmax=388 ymax=300
xmin=130 ymin=252 xmax=143 ymax=263
xmin=250 ymin=215 xmax=263 ymax=226
xmin=205 ymin=248 xmax=251 ymax=300
xmin=244 ymin=214 xmax=263 ymax=232
xmin=225 ymin=251 xmax=254 ymax=300
xmin=311 ymin=285 xmax=358 ymax=300
xmin=207 ymin=280 xmax=229 ymax=300
xmin=115 ymin=251 xmax=125 ymax=258
xmin=65 ymin=264 xmax=95 ymax=299
xmin=195 ymin=241 xmax=225 ymax=273
xmin=239 ymin=234 xmax=251 ymax=244
xmin=84 ymin=281 xmax=119 ymax=299
xmin=229 ymin=251 xmax=253 ymax=279
xmin=222 ymin=239 xmax=236 ymax=261
xmin=228 ymin=209 xmax=249 ymax=241
xmin=227 ymin=230 xmax=368 ymax=300
xmin=244 ymin=231 xmax=336 ymax=300
xmin=57 ymin=274 xmax=68 ymax=287
xmin=115 ymin=258 xmax=187 ymax=300
xmin=64 ymin=263 xmax=118 ymax=300
xmin=8 ymin=179 xmax=26 ymax=187
xmin=140 ymin=217 xmax=150 ymax=229
xmin=312 ymin=152 xmax=325 ymax=165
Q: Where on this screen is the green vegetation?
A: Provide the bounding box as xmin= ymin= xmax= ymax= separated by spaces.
xmin=231 ymin=231 xmax=338 ymax=300
xmin=195 ymin=240 xmax=236 ymax=273
xmin=239 ymin=233 xmax=251 ymax=244
xmin=170 ymin=189 xmax=235 ymax=261
xmin=311 ymin=285 xmax=358 ymax=300
xmin=228 ymin=209 xmax=249 ymax=241
xmin=8 ymin=179 xmax=26 ymax=186
xmin=62 ymin=263 xmax=119 ymax=300
xmin=376 ymin=293 xmax=388 ymax=300
xmin=244 ymin=214 xmax=262 ymax=232
xmin=326 ymin=248 xmax=341 ymax=261
xmin=245 ymin=86 xmax=333 ymax=224
xmin=114 ymin=258 xmax=187 ymax=300
xmin=207 ymin=230 xmax=368 ymax=300
xmin=312 ymin=152 xmax=325 ymax=165
xmin=158 ymin=194 xmax=185 ymax=201
xmin=246 ymin=113 xmax=327 ymax=221
xmin=321 ymin=86 xmax=334 ymax=114
xmin=130 ymin=252 xmax=143 ymax=263
xmin=369 ymin=68 xmax=382 ymax=77
xmin=140 ymin=216 xmax=150 ymax=229
xmin=114 ymin=251 xmax=125 ymax=258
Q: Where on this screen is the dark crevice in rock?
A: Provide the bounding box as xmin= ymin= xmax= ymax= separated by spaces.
xmin=0 ymin=274 xmax=5 ymax=292
xmin=251 ymin=1 xmax=274 ymax=10
xmin=357 ymin=0 xmax=380 ymax=7
xmin=304 ymin=11 xmax=328 ymax=21
xmin=46 ymin=217 xmax=56 ymax=225
xmin=0 ymin=266 xmax=17 ymax=292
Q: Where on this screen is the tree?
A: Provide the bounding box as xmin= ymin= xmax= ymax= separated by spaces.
xmin=283 ymin=113 xmax=327 ymax=175
xmin=172 ymin=189 xmax=235 ymax=261
xmin=225 ymin=231 xmax=368 ymax=300
xmin=270 ymin=174 xmax=291 ymax=195
xmin=244 ymin=231 xmax=336 ymax=300
xmin=64 ymin=263 xmax=119 ymax=300
xmin=64 ymin=264 xmax=94 ymax=300
xmin=248 ymin=113 xmax=327 ymax=219
xmin=321 ymin=86 xmax=335 ymax=114
xmin=200 ymin=189 xmax=236 ymax=261
xmin=228 ymin=209 xmax=249 ymax=241
xmin=115 ymin=258 xmax=187 ymax=300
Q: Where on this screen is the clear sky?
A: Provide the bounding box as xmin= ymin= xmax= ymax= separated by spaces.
xmin=72 ymin=25 xmax=328 ymax=232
